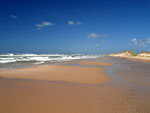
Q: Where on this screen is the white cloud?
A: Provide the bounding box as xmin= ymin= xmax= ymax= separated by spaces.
xmin=146 ymin=38 xmax=150 ymax=44
xmin=87 ymin=33 xmax=108 ymax=39
xmin=96 ymin=43 xmax=100 ymax=47
xmin=77 ymin=21 xmax=82 ymax=25
xmin=139 ymin=40 xmax=146 ymax=47
xmin=35 ymin=21 xmax=54 ymax=30
xmin=68 ymin=21 xmax=75 ymax=25
xmin=129 ymin=38 xmax=150 ymax=47
xmin=132 ymin=38 xmax=138 ymax=45
xmin=87 ymin=33 xmax=99 ymax=39
xmin=68 ymin=21 xmax=82 ymax=25
xmin=10 ymin=15 xmax=18 ymax=19
xmin=103 ymin=34 xmax=109 ymax=38
xmin=96 ymin=41 xmax=104 ymax=47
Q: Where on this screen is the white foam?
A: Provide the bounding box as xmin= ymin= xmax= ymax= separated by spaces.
xmin=34 ymin=61 xmax=45 ymax=65
xmin=0 ymin=54 xmax=103 ymax=64
xmin=0 ymin=60 xmax=16 ymax=63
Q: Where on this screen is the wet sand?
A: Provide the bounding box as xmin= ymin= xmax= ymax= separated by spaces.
xmin=0 ymin=59 xmax=149 ymax=113
xmin=105 ymin=57 xmax=150 ymax=112
xmin=0 ymin=64 xmax=109 ymax=84
xmin=78 ymin=60 xmax=112 ymax=66
xmin=0 ymin=77 xmax=145 ymax=113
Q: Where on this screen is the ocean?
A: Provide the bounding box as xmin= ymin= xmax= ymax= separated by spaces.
xmin=0 ymin=53 xmax=103 ymax=70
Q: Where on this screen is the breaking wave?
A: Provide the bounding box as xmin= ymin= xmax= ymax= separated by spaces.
xmin=0 ymin=53 xmax=103 ymax=64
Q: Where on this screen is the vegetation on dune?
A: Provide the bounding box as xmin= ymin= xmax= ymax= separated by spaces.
xmin=123 ymin=50 xmax=137 ymax=56
xmin=140 ymin=51 xmax=150 ymax=54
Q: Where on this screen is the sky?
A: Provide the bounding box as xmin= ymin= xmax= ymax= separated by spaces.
xmin=0 ymin=0 xmax=150 ymax=54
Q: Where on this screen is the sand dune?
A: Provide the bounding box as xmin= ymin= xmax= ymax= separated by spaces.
xmin=108 ymin=51 xmax=150 ymax=61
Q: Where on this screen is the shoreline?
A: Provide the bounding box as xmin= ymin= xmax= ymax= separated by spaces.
xmin=0 ymin=59 xmax=84 ymax=72
xmin=0 ymin=57 xmax=105 ymax=71
xmin=0 ymin=57 xmax=111 ymax=72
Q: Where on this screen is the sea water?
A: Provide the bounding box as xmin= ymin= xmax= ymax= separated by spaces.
xmin=0 ymin=53 xmax=103 ymax=70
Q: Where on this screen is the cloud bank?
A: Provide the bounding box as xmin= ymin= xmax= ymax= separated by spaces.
xmin=129 ymin=38 xmax=150 ymax=47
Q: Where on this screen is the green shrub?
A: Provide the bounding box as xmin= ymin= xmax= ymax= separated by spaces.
xmin=124 ymin=50 xmax=137 ymax=56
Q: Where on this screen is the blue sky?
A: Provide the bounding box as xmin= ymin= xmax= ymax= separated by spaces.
xmin=0 ymin=0 xmax=150 ymax=54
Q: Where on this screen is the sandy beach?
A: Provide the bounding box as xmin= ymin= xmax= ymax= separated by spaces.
xmin=1 ymin=0 xmax=150 ymax=113
xmin=0 ymin=59 xmax=149 ymax=113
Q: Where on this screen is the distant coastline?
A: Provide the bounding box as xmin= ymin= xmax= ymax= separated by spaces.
xmin=108 ymin=51 xmax=150 ymax=61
